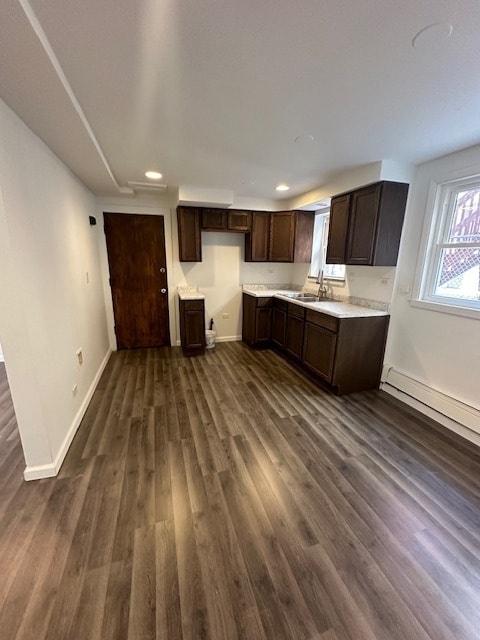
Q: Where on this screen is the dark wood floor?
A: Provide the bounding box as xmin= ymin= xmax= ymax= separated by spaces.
xmin=0 ymin=345 xmax=479 ymax=639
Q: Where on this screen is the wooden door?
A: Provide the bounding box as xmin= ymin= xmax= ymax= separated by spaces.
xmin=104 ymin=213 xmax=170 ymax=349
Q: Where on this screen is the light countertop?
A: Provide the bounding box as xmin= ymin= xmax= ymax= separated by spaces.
xmin=177 ymin=286 xmax=205 ymax=300
xmin=243 ymin=286 xmax=389 ymax=318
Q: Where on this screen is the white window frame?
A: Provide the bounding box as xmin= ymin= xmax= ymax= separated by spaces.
xmin=309 ymin=210 xmax=345 ymax=281
xmin=414 ymin=174 xmax=480 ymax=316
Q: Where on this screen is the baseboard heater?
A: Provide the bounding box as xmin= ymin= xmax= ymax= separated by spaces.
xmin=381 ymin=366 xmax=480 ymax=446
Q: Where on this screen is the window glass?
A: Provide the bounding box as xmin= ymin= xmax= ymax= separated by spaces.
xmin=420 ymin=179 xmax=480 ymax=310
xmin=309 ymin=211 xmax=345 ymax=280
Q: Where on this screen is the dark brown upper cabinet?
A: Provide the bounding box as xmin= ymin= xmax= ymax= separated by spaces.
xmin=326 ymin=181 xmax=409 ymax=266
xmin=201 ymin=208 xmax=227 ymax=230
xmin=325 ymin=194 xmax=351 ymax=264
xmin=227 ymin=209 xmax=251 ymax=232
xmin=245 ymin=212 xmax=270 ymax=261
xmin=178 ymin=206 xmax=313 ymax=263
xmin=245 ymin=210 xmax=314 ymax=263
xmin=177 ymin=206 xmax=202 ymax=262
xmin=269 ymin=212 xmax=295 ymax=261
xmin=201 ymin=208 xmax=251 ymax=232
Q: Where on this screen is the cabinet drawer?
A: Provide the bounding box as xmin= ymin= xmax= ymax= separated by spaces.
xmin=182 ymin=299 xmax=204 ymax=312
xmin=305 ymin=309 xmax=338 ymax=332
xmin=256 ymin=297 xmax=272 ymax=308
xmin=288 ymin=302 xmax=305 ymax=319
xmin=273 ymin=298 xmax=288 ymax=311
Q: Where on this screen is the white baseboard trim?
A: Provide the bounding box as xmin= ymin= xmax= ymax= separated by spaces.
xmin=381 ymin=366 xmax=480 ymax=447
xmin=23 ymin=348 xmax=112 ymax=481
xmin=175 ymin=335 xmax=241 ymax=347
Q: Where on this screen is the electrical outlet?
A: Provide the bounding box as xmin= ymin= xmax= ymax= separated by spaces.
xmin=381 ymin=278 xmax=389 ymax=285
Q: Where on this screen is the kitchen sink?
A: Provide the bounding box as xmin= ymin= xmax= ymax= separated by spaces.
xmin=281 ymin=292 xmax=319 ymax=302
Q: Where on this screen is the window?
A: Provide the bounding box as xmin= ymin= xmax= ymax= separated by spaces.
xmin=309 ymin=211 xmax=345 ymax=280
xmin=419 ymin=176 xmax=480 ymax=312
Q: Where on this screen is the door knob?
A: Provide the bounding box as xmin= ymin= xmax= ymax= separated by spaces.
xmin=161 ymin=288 xmax=167 ymax=294
xmin=160 ymin=267 xmax=166 ymax=273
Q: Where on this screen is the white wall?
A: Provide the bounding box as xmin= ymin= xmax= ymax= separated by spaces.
xmin=174 ymin=231 xmax=300 ymax=342
xmin=0 ymin=342 xmax=4 ymax=362
xmin=0 ymin=98 xmax=111 ymax=479
xmin=383 ymin=143 xmax=480 ymax=443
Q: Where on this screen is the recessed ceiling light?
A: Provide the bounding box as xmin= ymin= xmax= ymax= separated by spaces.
xmin=295 ymin=134 xmax=315 ymax=145
xmin=145 ymin=170 xmax=162 ymax=180
xmin=276 ymin=184 xmax=290 ymax=192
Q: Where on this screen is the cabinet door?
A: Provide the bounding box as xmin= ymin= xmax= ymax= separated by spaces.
xmin=228 ymin=210 xmax=251 ymax=232
xmin=285 ymin=314 xmax=304 ymax=360
xmin=269 ymin=212 xmax=295 ymax=262
xmin=255 ymin=307 xmax=272 ymax=344
xmin=345 ymin=184 xmax=381 ymax=265
xmin=201 ymin=208 xmax=227 ymax=230
xmin=271 ymin=307 xmax=287 ymax=347
xmin=242 ymin=294 xmax=272 ymax=345
xmin=326 ymin=195 xmax=350 ymax=264
xmin=177 ymin=207 xmax=202 ymax=262
xmin=242 ymin=293 xmax=256 ymax=345
xmin=302 ymin=322 xmax=337 ymax=381
xmin=245 ymin=213 xmax=270 ymax=261
xmin=293 ymin=211 xmax=315 ymax=263
xmin=180 ymin=300 xmax=205 ymax=352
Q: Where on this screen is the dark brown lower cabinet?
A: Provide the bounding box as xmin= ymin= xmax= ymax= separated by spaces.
xmin=243 ymin=295 xmax=389 ymax=395
xmin=179 ymin=299 xmax=205 ymax=354
xmin=242 ymin=293 xmax=272 ymax=347
xmin=285 ymin=303 xmax=305 ymax=360
xmin=302 ymin=309 xmax=389 ymax=395
xmin=271 ymin=299 xmax=287 ymax=348
xmin=302 ymin=320 xmax=337 ymax=382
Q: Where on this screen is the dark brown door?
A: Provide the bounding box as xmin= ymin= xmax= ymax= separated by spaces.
xmin=104 ymin=213 xmax=170 ymax=349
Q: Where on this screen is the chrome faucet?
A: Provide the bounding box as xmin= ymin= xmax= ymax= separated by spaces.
xmin=316 ymin=269 xmax=328 ymax=299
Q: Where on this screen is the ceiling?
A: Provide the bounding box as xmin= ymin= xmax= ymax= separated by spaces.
xmin=2 ymin=0 xmax=480 ymax=203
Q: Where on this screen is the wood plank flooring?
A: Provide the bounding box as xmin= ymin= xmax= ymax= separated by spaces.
xmin=0 ymin=345 xmax=479 ymax=639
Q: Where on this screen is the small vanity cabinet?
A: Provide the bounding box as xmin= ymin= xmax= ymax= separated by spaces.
xmin=179 ymin=297 xmax=205 ymax=354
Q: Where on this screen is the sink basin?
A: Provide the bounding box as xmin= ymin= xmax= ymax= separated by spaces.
xmin=281 ymin=292 xmax=319 ymax=302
